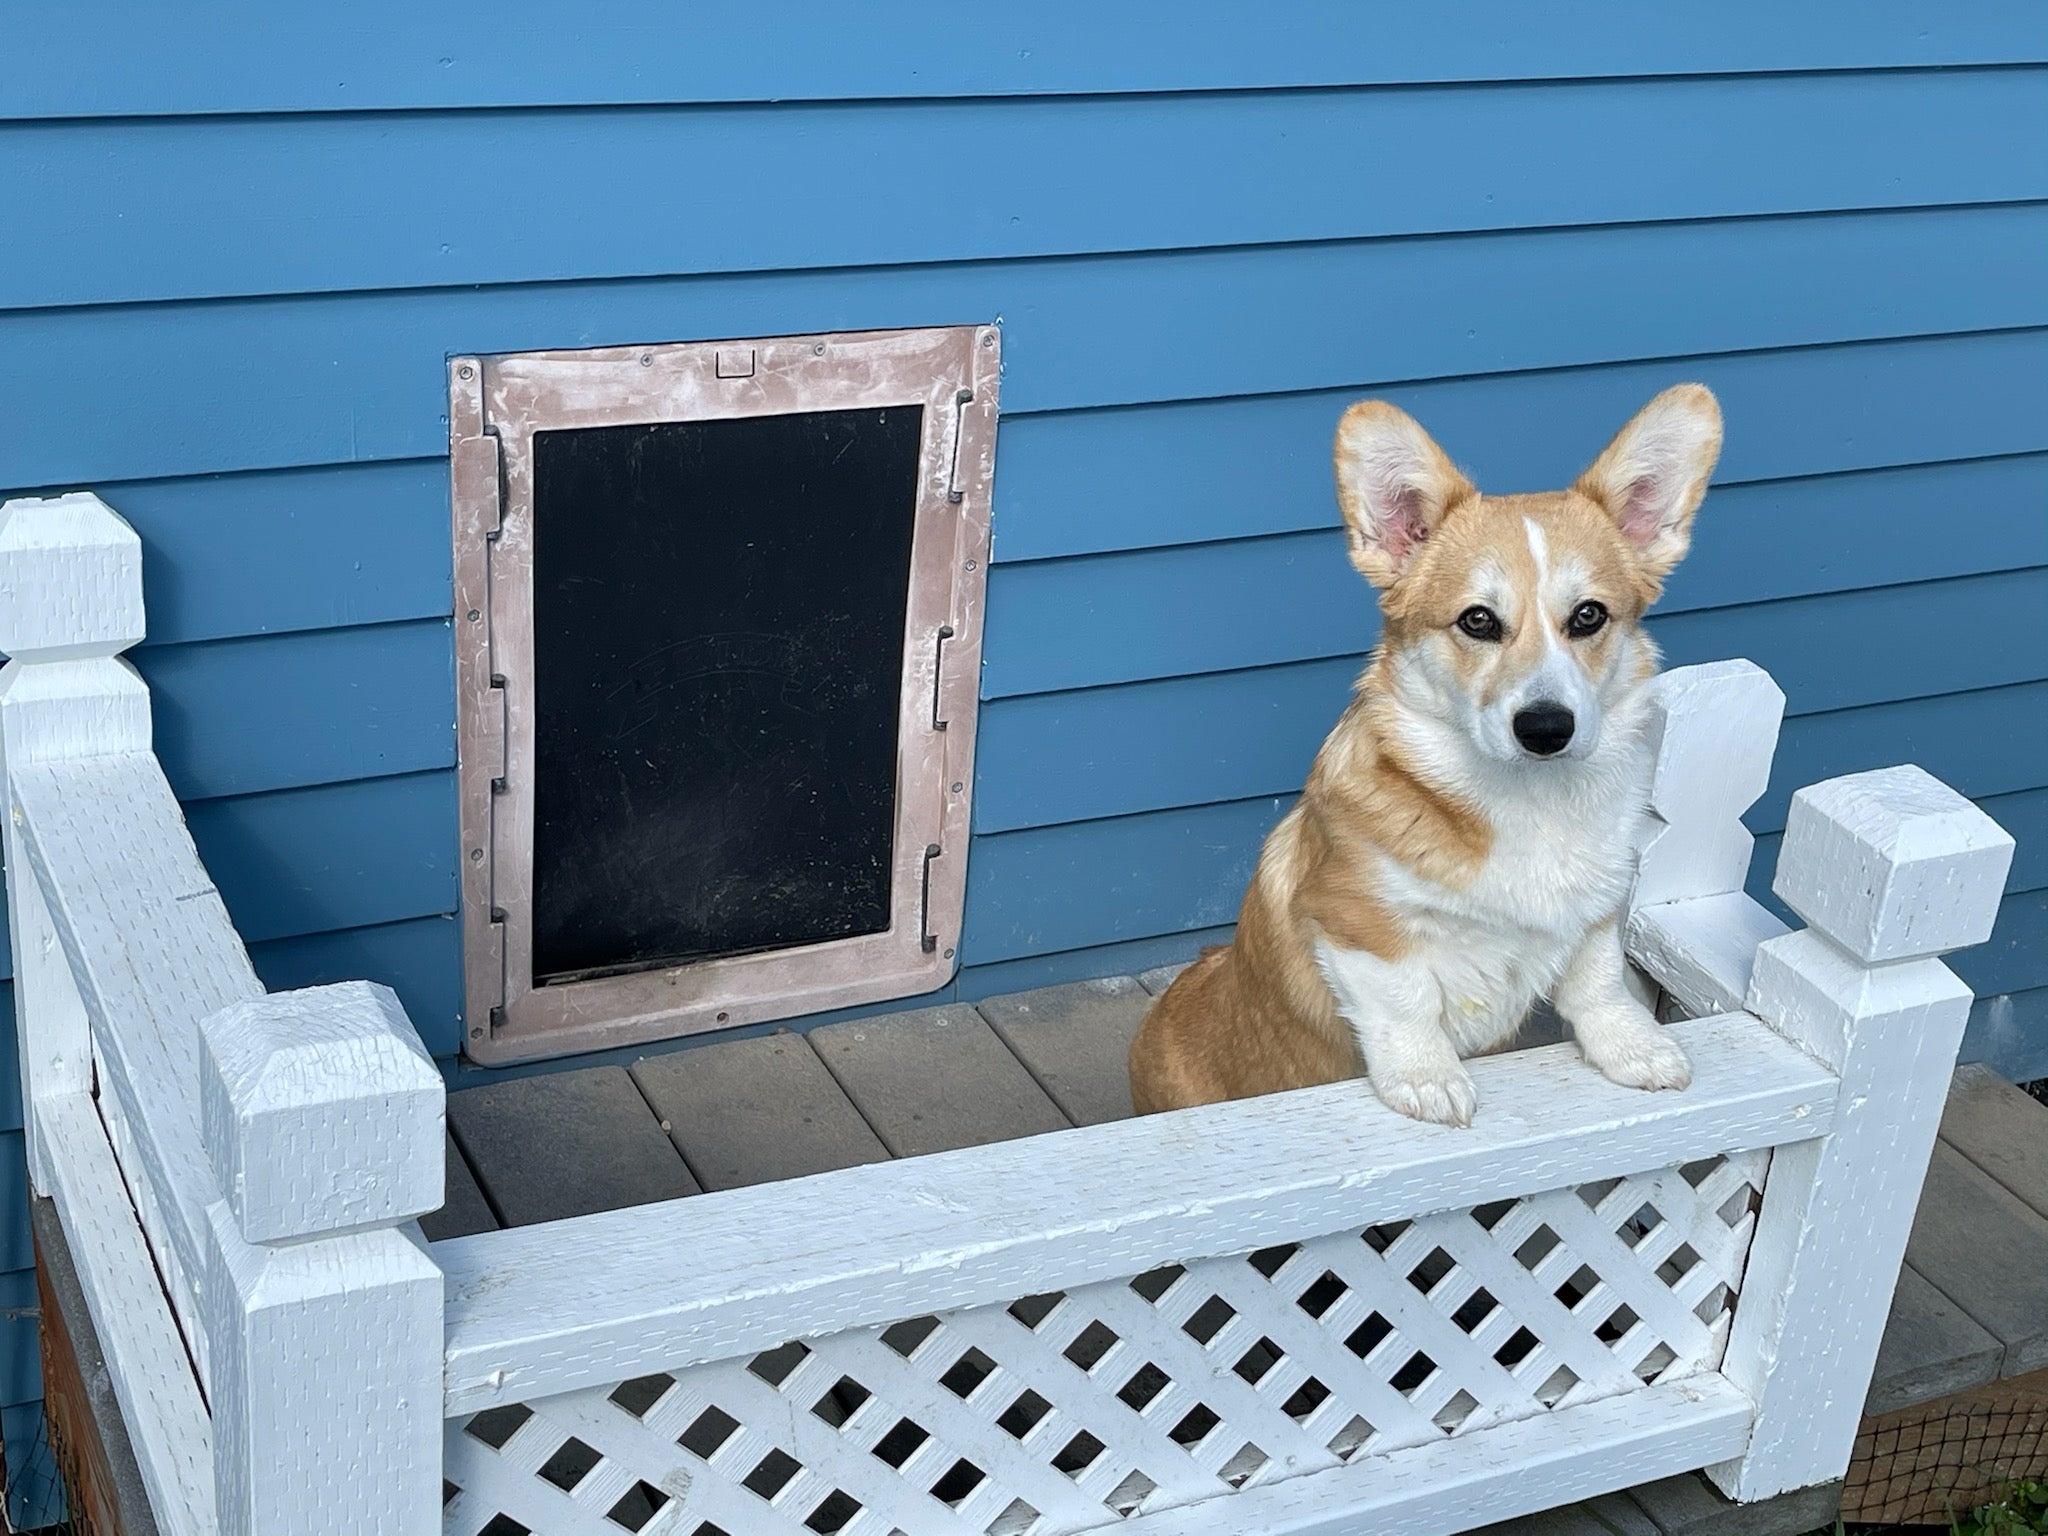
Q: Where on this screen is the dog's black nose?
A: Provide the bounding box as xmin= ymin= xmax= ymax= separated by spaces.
xmin=1513 ymin=702 xmax=1575 ymax=756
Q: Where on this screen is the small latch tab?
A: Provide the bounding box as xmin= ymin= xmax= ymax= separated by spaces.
xmin=946 ymin=388 xmax=974 ymax=503
xmin=931 ymin=626 xmax=955 ymax=731
xmin=919 ymin=844 xmax=944 ymax=953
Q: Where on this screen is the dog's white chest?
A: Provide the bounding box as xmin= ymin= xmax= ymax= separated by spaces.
xmin=1369 ymin=771 xmax=1645 ymax=1053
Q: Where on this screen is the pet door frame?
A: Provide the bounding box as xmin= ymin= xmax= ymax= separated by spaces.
xmin=451 ymin=325 xmax=1000 ymax=1065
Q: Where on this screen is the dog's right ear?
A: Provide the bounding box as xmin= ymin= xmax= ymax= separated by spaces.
xmin=1333 ymin=401 xmax=1477 ymax=587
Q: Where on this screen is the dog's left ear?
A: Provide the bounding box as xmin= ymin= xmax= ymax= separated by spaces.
xmin=1575 ymin=384 xmax=1723 ymax=581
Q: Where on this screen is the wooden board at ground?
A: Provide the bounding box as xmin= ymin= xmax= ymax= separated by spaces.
xmin=808 ymin=1004 xmax=1072 ymax=1157
xmin=1941 ymin=1063 xmax=2048 ymax=1222
xmin=1626 ymin=1472 xmax=1842 ymax=1536
xmin=1905 ymin=1142 xmax=2048 ymax=1377
xmin=446 ymin=1066 xmax=698 ymax=1227
xmin=420 ymin=1132 xmax=498 ymax=1242
xmin=631 ymin=1033 xmax=889 ymax=1192
xmin=1137 ymin=962 xmax=1191 ymax=996
xmin=1868 ymin=1266 xmax=2005 ymax=1415
xmin=976 ymin=978 xmax=1150 ymax=1126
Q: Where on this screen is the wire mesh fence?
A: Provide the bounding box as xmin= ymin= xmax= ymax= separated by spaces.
xmin=1843 ymin=1370 xmax=2048 ymax=1527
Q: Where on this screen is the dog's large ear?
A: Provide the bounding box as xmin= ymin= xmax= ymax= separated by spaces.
xmin=1575 ymin=384 xmax=1723 ymax=582
xmin=1333 ymin=401 xmax=1477 ymax=587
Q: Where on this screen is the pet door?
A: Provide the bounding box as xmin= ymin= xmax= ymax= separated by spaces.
xmin=452 ymin=326 xmax=999 ymax=1063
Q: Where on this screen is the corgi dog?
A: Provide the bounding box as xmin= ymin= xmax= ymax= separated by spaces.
xmin=1128 ymin=386 xmax=1722 ymax=1126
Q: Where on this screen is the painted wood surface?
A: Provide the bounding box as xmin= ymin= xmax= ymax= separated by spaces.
xmin=982 ymin=554 xmax=2048 ymax=700
xmin=1772 ymin=766 xmax=2019 ymax=964
xmin=195 ymin=953 xmax=448 ymax=1536
xmin=40 ymin=1095 xmax=213 ymax=1536
xmin=1710 ymin=770 xmax=2012 ymax=1500
xmin=1630 ymin=897 xmax=1792 ymax=1022
xmin=437 ymin=1010 xmax=1836 ymax=1413
xmin=997 ymin=341 xmax=2048 ymax=563
xmin=11 ymin=4 xmax=2043 ymax=116
xmin=425 ymin=976 xmax=2036 ymax=1530
xmin=1122 ymin=1378 xmax=1750 ymax=1536
xmin=17 ymin=335 xmax=2036 ymax=622
xmin=25 ymin=556 xmax=2042 ymax=848
xmin=7 ymin=207 xmax=2047 ymax=489
xmin=13 ymin=70 xmax=2046 ymax=310
xmin=199 ymin=980 xmax=444 ymax=1241
xmin=429 ymin=969 xmax=2039 ymax=1455
xmin=0 ymin=492 xmax=459 ymax=1536
xmin=28 ymin=339 xmax=2044 ymax=646
xmin=248 ymin=916 xmax=465 ymax=1060
xmin=203 ymin=1201 xmax=443 ymax=1536
xmin=13 ymin=753 xmax=263 ymax=1366
xmin=444 ymin=1151 xmax=1765 ymax=1534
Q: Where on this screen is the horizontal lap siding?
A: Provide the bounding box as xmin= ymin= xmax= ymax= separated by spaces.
xmin=7 ymin=206 xmax=2048 ymax=489
xmin=4 ymin=46 xmax=2043 ymax=1504
xmin=10 ymin=5 xmax=2046 ymax=115
xmin=10 ymin=70 xmax=2047 ymax=308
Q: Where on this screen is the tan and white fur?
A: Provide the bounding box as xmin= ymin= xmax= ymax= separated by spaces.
xmin=1129 ymin=386 xmax=1723 ymax=1126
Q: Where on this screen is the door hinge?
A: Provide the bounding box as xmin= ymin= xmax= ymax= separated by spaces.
xmin=454 ymin=419 xmax=512 ymax=1034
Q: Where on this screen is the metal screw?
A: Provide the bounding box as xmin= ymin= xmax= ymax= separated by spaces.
xmin=470 ymin=1027 xmax=483 ymax=1039
xmin=639 ymin=353 xmax=653 ymax=367
xmin=981 ymin=334 xmax=995 ymax=349
xmin=964 ymin=559 xmax=977 ymax=571
xmin=469 ymin=847 xmax=483 ymax=862
xmin=813 ymin=342 xmax=827 ymax=356
xmin=457 ymin=364 xmax=474 ymax=380
xmin=951 ymin=781 xmax=963 ymax=794
xmin=716 ymin=1011 xmax=730 ymax=1023
xmin=943 ymin=947 xmax=955 ymax=960
xmin=466 ymin=608 xmax=481 ymax=622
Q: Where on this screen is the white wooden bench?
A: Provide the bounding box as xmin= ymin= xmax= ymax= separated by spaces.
xmin=0 ymin=492 xmax=2017 ymax=1536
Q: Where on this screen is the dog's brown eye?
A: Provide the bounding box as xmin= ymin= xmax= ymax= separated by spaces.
xmin=1567 ymin=601 xmax=1608 ymax=638
xmin=1456 ymin=605 xmax=1502 ymax=641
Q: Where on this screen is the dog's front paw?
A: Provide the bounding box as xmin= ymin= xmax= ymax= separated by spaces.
xmin=1373 ymin=1062 xmax=1479 ymax=1128
xmin=1588 ymin=1028 xmax=1692 ymax=1093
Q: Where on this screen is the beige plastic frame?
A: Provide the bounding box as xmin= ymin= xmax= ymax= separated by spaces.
xmin=450 ymin=325 xmax=1000 ymax=1064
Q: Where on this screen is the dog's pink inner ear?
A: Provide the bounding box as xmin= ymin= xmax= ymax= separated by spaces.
xmin=1378 ymin=487 xmax=1432 ymax=562
xmin=1615 ymin=476 xmax=1668 ymax=549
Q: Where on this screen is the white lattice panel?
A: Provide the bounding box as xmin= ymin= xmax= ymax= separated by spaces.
xmin=442 ymin=1152 xmax=1767 ymax=1536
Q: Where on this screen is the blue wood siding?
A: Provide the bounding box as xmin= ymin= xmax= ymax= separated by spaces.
xmin=2 ymin=15 xmax=2045 ymax=1505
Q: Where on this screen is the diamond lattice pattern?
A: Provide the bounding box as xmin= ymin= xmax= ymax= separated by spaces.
xmin=443 ymin=1152 xmax=1767 ymax=1536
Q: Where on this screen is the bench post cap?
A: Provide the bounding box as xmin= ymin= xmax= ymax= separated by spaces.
xmin=201 ymin=981 xmax=445 ymax=1243
xmin=0 ymin=493 xmax=144 ymax=660
xmin=1772 ymin=764 xmax=2014 ymax=965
